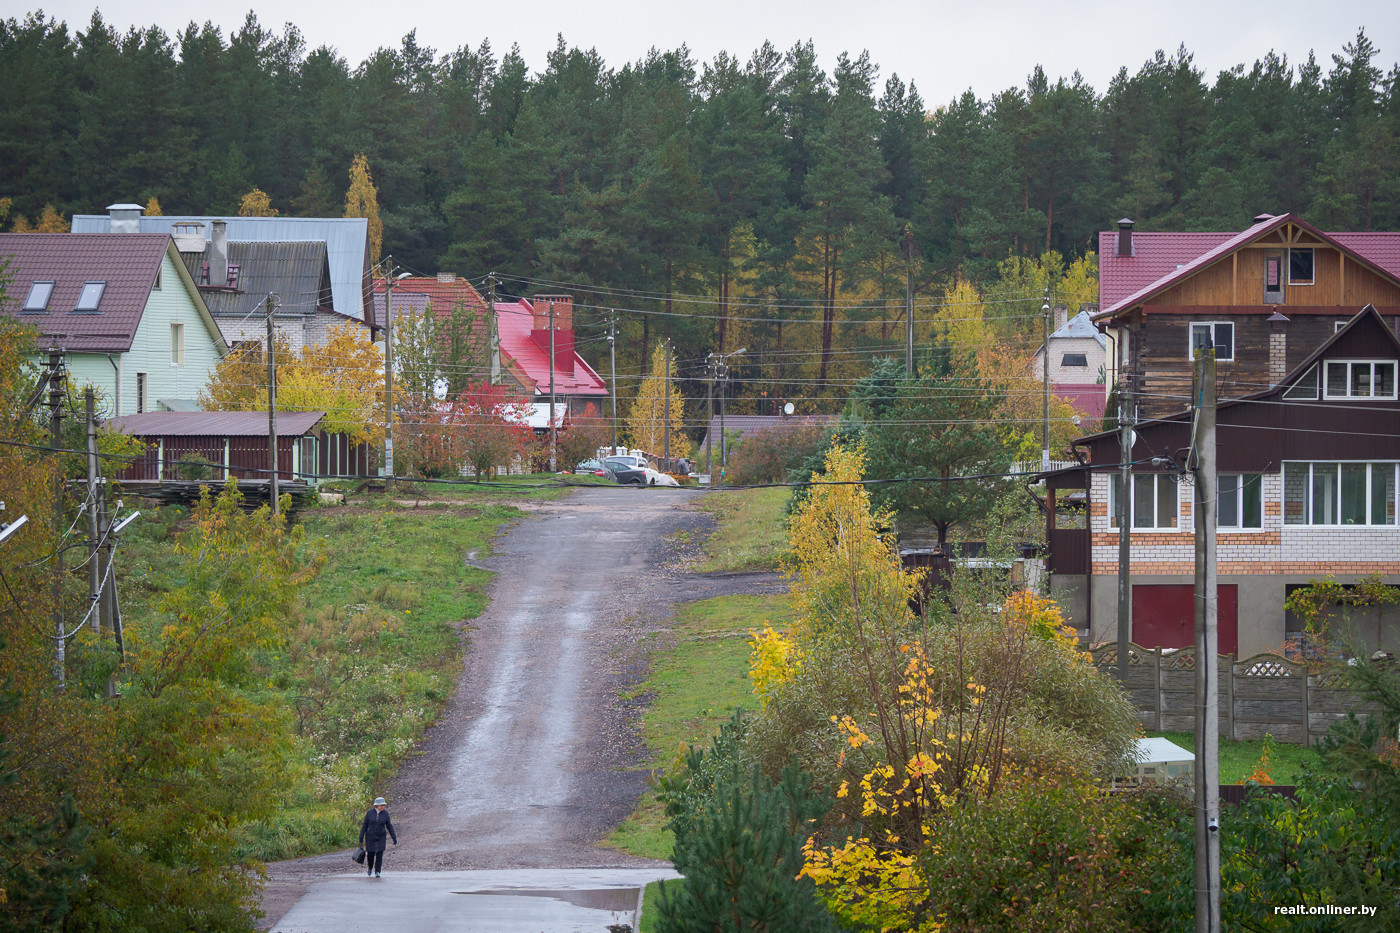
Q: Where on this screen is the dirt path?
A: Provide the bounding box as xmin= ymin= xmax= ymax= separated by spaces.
xmin=261 ymin=486 xmax=783 ymax=925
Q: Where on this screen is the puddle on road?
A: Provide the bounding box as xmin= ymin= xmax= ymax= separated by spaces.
xmin=454 ymin=887 xmax=639 ymax=913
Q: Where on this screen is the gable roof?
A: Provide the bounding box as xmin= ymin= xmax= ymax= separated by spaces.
xmin=494 ymin=299 xmax=608 ymax=396
xmin=1095 ymin=215 xmax=1400 ymax=322
xmin=72 ymin=214 xmax=372 ymax=322
xmin=107 ymin=410 xmax=325 ymax=437
xmin=0 ymin=232 xmax=224 ymax=354
xmin=182 ymin=241 xmax=335 ymax=320
xmin=374 ymin=275 xmax=489 ymax=329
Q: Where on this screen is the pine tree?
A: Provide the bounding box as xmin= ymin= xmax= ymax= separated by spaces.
xmin=344 ymin=153 xmax=383 ymax=265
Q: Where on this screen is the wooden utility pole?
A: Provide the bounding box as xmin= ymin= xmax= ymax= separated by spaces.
xmin=548 ymin=300 xmax=557 ymax=472
xmin=705 ymin=355 xmax=715 ymax=474
xmin=663 ymin=340 xmax=672 ymax=459
xmin=266 ymin=295 xmax=279 ymax=514
xmin=1193 ymin=347 xmax=1221 ymax=933
xmin=717 ymin=356 xmax=728 ymax=469
xmin=47 ymin=350 xmax=65 ymax=687
xmin=1042 ymin=291 xmax=1052 ymax=471
xmin=903 ymin=227 xmax=916 ymax=375
xmin=84 ymin=389 xmax=101 ymax=637
xmin=383 ymin=263 xmax=396 ymax=495
xmin=1117 ymin=372 xmax=1133 ymax=683
xmin=608 ymin=314 xmax=618 ymax=453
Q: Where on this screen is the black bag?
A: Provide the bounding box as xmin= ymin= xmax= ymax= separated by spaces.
xmin=353 ymin=846 xmax=366 ymax=865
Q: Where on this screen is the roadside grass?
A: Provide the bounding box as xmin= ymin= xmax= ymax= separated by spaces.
xmin=1145 ymin=730 xmax=1321 ymax=784
xmin=118 ymin=493 xmax=525 ymax=862
xmin=604 ymin=593 xmax=793 ymax=860
xmin=694 ymin=487 xmax=792 ymax=572
xmin=639 ymin=879 xmax=675 ymax=932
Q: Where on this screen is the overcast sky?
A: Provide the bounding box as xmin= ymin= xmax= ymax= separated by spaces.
xmin=22 ymin=1 xmax=1399 ymax=107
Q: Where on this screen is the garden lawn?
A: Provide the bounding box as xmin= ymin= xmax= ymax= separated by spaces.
xmin=605 ymin=594 xmax=793 ymax=860
xmin=694 ymin=487 xmax=792 ymax=572
xmin=1146 ymin=730 xmax=1321 ymax=785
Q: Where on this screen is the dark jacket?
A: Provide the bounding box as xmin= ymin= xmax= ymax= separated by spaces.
xmin=359 ymin=808 xmax=397 ymax=852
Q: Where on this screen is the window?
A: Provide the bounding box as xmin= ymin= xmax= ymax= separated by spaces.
xmin=74 ymin=281 xmax=106 ymax=311
xmin=1335 ymin=321 xmax=1347 ymax=333
xmin=170 ymin=322 xmax=185 ymax=366
xmin=23 ymin=281 xmax=54 ymax=311
xmin=1218 ymin=474 xmax=1263 ymax=529
xmin=1282 ymin=363 xmax=1319 ymax=400
xmin=1264 ymin=255 xmax=1284 ymax=302
xmin=1283 ymin=462 xmax=1398 ymax=526
xmin=1324 ymin=360 xmax=1397 ymax=400
xmin=136 ymin=372 xmax=147 ymax=414
xmin=1189 ymin=322 xmax=1234 ymax=361
xmin=1108 ymin=473 xmax=1180 ymax=530
xmin=153 ymin=265 xmax=162 ymax=290
xmin=1061 ymin=352 xmax=1089 ymax=367
xmin=1289 ymin=248 xmax=1315 ymax=285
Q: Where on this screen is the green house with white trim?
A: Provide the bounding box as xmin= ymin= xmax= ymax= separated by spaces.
xmin=0 ymin=231 xmax=227 ymax=416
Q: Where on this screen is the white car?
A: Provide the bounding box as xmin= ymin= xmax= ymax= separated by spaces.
xmin=643 ymin=468 xmax=680 ymax=487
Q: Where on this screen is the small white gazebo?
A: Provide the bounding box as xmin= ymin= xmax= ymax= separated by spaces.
xmin=1133 ymin=737 xmax=1194 ymax=785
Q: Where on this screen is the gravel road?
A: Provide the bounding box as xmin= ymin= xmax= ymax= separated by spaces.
xmin=260 ymin=485 xmax=784 ymax=926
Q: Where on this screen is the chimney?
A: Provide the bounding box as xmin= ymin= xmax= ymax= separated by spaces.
xmin=1253 ymin=213 xmax=1275 ymax=225
xmin=107 ymin=202 xmax=144 ymax=234
xmin=1116 ymin=218 xmax=1134 ymax=257
xmin=172 ymin=221 xmax=206 ymax=253
xmin=437 ymin=272 xmax=455 ymax=284
xmin=529 ymin=295 xmax=575 ymax=375
xmin=1268 ymin=312 xmax=1289 ymax=385
xmin=1053 ymin=303 xmax=1068 ymax=332
xmin=209 ymin=220 xmax=229 ymax=288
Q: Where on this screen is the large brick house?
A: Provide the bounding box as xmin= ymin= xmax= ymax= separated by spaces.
xmin=1043 ymin=306 xmax=1400 ymax=659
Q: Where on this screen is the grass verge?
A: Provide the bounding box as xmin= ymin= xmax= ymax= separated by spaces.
xmin=117 ymin=489 xmax=541 ymax=861
xmin=1145 ymin=730 xmax=1321 ymax=784
xmin=604 ymin=593 xmax=792 ymax=860
xmin=639 ymin=879 xmax=675 ymax=932
xmin=694 ymin=487 xmax=792 ymax=572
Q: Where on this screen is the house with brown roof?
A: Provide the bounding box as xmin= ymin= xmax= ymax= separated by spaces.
xmin=1042 ymin=306 xmax=1400 ymax=660
xmin=1094 ymin=213 xmax=1400 ymax=421
xmin=0 ymin=231 xmax=227 ymax=416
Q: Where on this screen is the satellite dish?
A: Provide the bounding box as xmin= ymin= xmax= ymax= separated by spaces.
xmin=783 ymin=402 xmax=795 ymax=415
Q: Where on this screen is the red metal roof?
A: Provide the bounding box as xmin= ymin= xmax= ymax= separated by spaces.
xmin=1054 ymin=383 xmax=1107 ymax=421
xmin=494 ymin=300 xmax=608 ymax=396
xmin=0 ymin=233 xmax=170 ymax=352
xmin=107 ymin=410 xmax=325 ymax=437
xmin=1097 ymin=216 xmax=1400 ymax=322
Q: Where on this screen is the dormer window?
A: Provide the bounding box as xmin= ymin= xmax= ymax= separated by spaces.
xmin=74 ymin=281 xmax=106 ymax=312
xmin=23 ymin=281 xmax=54 ymax=311
xmin=1289 ymin=248 xmax=1314 ymax=285
xmin=1324 ymin=360 xmax=1397 ymax=400
xmin=1062 ymin=352 xmax=1089 ymax=367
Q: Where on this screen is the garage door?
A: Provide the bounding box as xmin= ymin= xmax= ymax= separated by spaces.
xmin=1132 ymin=584 xmax=1238 ymax=655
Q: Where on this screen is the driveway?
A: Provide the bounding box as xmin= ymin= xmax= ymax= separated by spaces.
xmin=264 ymin=486 xmax=784 ymax=931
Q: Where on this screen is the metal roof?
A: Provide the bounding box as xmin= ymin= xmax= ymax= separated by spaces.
xmin=494 ymin=300 xmax=608 ymax=395
xmin=1050 ymin=309 xmax=1107 ymax=345
xmin=180 ymin=241 xmax=332 ymax=319
xmin=107 ymin=410 xmax=325 ymax=437
xmin=72 ymin=214 xmax=372 ymax=322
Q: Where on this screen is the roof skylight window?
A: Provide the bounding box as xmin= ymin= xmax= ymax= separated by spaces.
xmin=75 ymin=281 xmax=106 ymax=311
xmin=23 ymin=281 xmax=54 ymax=311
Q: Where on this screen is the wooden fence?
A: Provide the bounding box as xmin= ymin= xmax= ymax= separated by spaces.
xmin=1091 ymin=643 xmax=1376 ymax=746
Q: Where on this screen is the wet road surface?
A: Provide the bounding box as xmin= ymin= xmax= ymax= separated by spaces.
xmin=264 ymin=486 xmax=783 ymax=931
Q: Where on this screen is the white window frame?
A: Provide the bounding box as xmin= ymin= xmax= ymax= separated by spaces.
xmin=170 ymin=322 xmax=185 ymax=367
xmin=1188 ymin=321 xmax=1235 ymax=362
xmin=1217 ymin=473 xmax=1264 ymax=530
xmin=1283 ymin=461 xmax=1399 ymax=527
xmin=23 ymin=281 xmax=54 ymax=311
xmin=1323 ymin=359 xmax=1398 ymax=400
xmin=1289 ymin=247 xmax=1315 ymax=285
xmin=136 ymin=372 xmax=148 ymax=414
xmin=1108 ymin=473 xmax=1181 ymax=531
xmin=1282 ymin=363 xmax=1319 ymax=400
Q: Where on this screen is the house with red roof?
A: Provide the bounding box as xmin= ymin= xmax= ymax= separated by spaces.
xmin=1093 ymin=214 xmax=1400 ymax=420
xmin=372 ymin=273 xmax=494 ymax=388
xmin=0 ymin=232 xmax=227 ymax=416
xmin=492 ymin=295 xmax=609 ymax=415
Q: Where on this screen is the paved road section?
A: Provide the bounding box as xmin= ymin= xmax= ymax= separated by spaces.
xmin=263 ymin=487 xmax=783 ymax=928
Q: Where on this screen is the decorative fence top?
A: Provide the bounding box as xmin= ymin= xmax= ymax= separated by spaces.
xmin=1090 ymin=643 xmax=1310 ymax=677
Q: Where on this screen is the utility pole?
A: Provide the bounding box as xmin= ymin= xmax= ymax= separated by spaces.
xmin=1117 ymin=371 xmax=1133 ymax=683
xmin=548 ymin=300 xmax=557 ymax=472
xmin=705 ymin=355 xmax=715 ymax=475
xmin=47 ymin=350 xmax=65 ymax=687
xmin=1042 ymin=291 xmax=1052 ymax=471
xmin=84 ymin=389 xmax=101 ymax=638
xmin=903 ymin=226 xmax=916 ymax=375
xmin=1193 ymin=346 xmax=1221 ymax=933
xmin=663 ymin=340 xmax=672 ymax=459
xmin=487 ymin=273 xmax=500 ymax=385
xmin=608 ymin=314 xmax=618 ymax=453
xmin=266 ymin=295 xmax=280 ymax=514
xmin=717 ymin=355 xmax=728 ymax=470
xmin=383 ymin=261 xmax=396 ymax=495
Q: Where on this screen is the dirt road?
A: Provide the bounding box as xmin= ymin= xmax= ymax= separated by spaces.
xmin=262 ymin=486 xmax=783 ymax=927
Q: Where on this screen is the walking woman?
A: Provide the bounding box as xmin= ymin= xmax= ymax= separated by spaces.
xmin=359 ymin=796 xmax=397 ymax=877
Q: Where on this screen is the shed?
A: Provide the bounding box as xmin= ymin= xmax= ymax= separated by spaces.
xmin=1133 ymin=737 xmax=1194 ymax=785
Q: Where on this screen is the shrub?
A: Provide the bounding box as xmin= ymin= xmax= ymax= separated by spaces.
xmin=724 ymin=423 xmax=829 ymax=486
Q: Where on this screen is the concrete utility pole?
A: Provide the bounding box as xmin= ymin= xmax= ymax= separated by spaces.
xmin=266 ymin=295 xmax=280 ymax=514
xmin=47 ymin=350 xmax=65 ymax=687
xmin=705 ymin=355 xmax=715 ymax=474
xmin=548 ymin=300 xmax=558 ymax=472
xmin=487 ymin=273 xmax=500 ymax=386
xmin=663 ymin=340 xmax=672 ymax=459
xmin=1193 ymin=346 xmax=1221 ymax=933
xmin=84 ymin=389 xmax=101 ymax=637
xmin=1117 ymin=368 xmax=1133 ymax=683
xmin=1042 ymin=290 xmax=1052 ymax=471
xmin=383 ymin=263 xmax=396 ymax=495
xmin=608 ymin=314 xmax=618 ymax=453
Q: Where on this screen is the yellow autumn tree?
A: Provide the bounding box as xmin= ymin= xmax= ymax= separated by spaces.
xmin=198 ymin=321 xmax=386 ymax=444
xmin=626 ymin=343 xmax=688 ymax=456
xmin=344 ymin=154 xmax=383 ymax=265
xmin=35 ymin=204 xmax=66 ymax=232
xmin=237 ymin=188 xmax=278 ymax=217
xmin=145 ymin=196 xmax=163 ymax=216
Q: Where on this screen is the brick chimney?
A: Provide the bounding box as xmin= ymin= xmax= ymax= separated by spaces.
xmin=1268 ymin=312 xmax=1289 ymax=385
xmin=1053 ymin=303 xmax=1068 ymax=332
xmin=1116 ymin=218 xmax=1134 ymax=257
xmin=208 ymin=220 xmax=229 ymax=288
xmin=530 ymin=295 xmax=574 ymax=375
xmin=106 ymin=202 xmax=144 ymax=233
